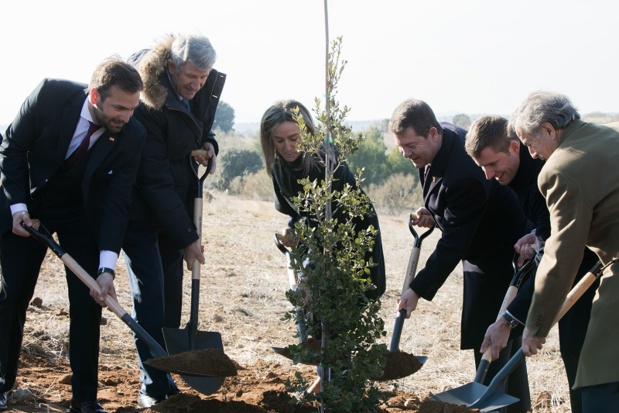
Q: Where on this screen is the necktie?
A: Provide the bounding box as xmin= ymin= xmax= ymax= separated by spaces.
xmin=65 ymin=121 xmax=99 ymax=168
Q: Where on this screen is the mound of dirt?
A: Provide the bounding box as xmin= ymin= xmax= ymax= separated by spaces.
xmin=5 ymin=351 xmax=470 ymax=412
xmin=376 ymin=351 xmax=424 ymax=381
xmin=144 ymin=348 xmax=238 ymax=377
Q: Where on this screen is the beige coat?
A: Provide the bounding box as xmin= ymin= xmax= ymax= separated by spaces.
xmin=527 ymin=120 xmax=619 ymax=388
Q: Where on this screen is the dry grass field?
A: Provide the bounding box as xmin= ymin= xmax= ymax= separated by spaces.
xmin=4 ymin=192 xmax=572 ymax=412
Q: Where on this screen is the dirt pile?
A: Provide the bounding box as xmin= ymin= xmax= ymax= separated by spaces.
xmin=144 ymin=348 xmax=238 ymax=377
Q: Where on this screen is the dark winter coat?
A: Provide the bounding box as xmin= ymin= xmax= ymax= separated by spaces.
xmin=127 ymin=37 xmax=226 ymax=248
xmin=272 ymin=152 xmax=386 ymax=300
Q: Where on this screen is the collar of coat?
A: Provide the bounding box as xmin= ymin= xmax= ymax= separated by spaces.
xmin=136 ymin=35 xmax=176 ymax=111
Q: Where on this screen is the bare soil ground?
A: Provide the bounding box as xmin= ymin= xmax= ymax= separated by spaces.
xmin=3 ymin=192 xmax=570 ymax=412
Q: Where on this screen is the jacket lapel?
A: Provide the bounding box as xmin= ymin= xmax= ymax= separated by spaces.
xmin=84 ymin=131 xmax=118 ymax=179
xmin=57 ymin=92 xmax=86 ymax=166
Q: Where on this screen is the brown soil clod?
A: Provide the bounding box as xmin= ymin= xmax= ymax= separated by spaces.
xmin=145 ymin=348 xmax=238 ymax=377
xmin=273 ymin=337 xmax=322 ymax=365
xmin=374 ymin=351 xmax=423 ymax=381
xmin=418 ymin=396 xmax=479 ymax=413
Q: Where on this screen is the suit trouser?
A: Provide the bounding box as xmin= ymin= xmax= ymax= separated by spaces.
xmin=463 ymin=256 xmax=531 ymax=413
xmin=0 ymin=211 xmax=101 ymax=402
xmin=581 ymin=381 xmax=619 ymax=412
xmin=158 ymin=233 xmax=184 ymax=329
xmin=122 ymin=224 xmax=180 ymax=399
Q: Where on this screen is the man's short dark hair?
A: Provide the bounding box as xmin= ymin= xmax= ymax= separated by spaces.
xmin=90 ymin=56 xmax=143 ymax=100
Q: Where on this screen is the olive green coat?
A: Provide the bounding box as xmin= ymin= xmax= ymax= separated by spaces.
xmin=527 ymin=120 xmax=619 ymax=388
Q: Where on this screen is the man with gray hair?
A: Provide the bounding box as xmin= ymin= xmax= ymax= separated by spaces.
xmin=511 ymin=91 xmax=619 ymax=412
xmin=122 ymin=34 xmax=226 ymax=407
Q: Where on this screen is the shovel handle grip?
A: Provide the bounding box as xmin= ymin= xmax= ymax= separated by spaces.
xmin=554 ymin=260 xmax=603 ymax=323
xmin=60 ymin=254 xmax=127 ymax=318
xmin=477 ymin=284 xmax=519 ymax=381
xmin=401 ymin=248 xmax=421 ymax=294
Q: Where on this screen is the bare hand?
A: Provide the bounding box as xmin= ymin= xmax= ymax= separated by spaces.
xmin=397 ymin=288 xmax=420 ymax=318
xmin=90 ymin=272 xmax=117 ymax=307
xmin=514 ymin=233 xmax=537 ymax=267
xmin=191 ymin=142 xmax=217 ymax=174
xmin=184 ymin=240 xmax=205 ymax=270
xmin=12 ymin=211 xmax=41 ymax=237
xmin=411 ymin=207 xmax=434 ymax=228
xmin=480 ymin=318 xmax=511 ymax=361
xmin=522 ymin=327 xmax=546 ymax=356
xmin=277 ymin=227 xmax=297 ymax=248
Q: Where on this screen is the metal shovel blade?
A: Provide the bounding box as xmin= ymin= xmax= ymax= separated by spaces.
xmin=430 ymin=382 xmax=518 ymax=412
xmin=162 ymin=328 xmax=226 ymax=394
xmin=389 ymin=309 xmax=427 ymax=365
xmin=432 ymin=349 xmax=525 ymax=412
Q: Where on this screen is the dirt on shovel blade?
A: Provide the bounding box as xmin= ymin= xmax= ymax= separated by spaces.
xmin=374 ymin=351 xmax=423 ymax=381
xmin=145 ymin=348 xmax=238 ymax=377
xmin=276 ymin=337 xmax=322 ymax=364
xmin=418 ymin=397 xmax=479 ymax=413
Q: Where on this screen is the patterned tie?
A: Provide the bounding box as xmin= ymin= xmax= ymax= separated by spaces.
xmin=65 ymin=121 xmax=99 ymax=168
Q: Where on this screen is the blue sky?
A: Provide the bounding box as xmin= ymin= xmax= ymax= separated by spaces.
xmin=2 ymin=0 xmax=618 ymax=127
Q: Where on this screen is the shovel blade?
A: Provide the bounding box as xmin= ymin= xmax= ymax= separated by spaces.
xmin=163 ymin=327 xmax=223 ymax=354
xmin=162 ymin=327 xmax=225 ymax=395
xmin=431 ymin=382 xmax=519 ymax=412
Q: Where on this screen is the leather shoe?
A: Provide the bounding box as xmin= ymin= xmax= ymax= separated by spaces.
xmin=69 ymin=400 xmax=108 ymax=413
xmin=0 ymin=392 xmax=8 ymax=411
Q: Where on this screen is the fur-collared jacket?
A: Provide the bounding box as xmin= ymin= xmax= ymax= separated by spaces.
xmin=127 ymin=36 xmax=226 ymax=248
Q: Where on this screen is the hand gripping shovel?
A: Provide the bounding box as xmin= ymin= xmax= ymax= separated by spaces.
xmin=390 ymin=214 xmax=434 ymax=354
xmin=473 ymin=255 xmax=535 ymax=384
xmin=21 ymin=222 xmax=232 ymax=378
xmin=161 ymin=157 xmax=227 ymax=395
xmin=375 ymin=214 xmax=434 ymax=381
xmin=431 ymin=260 xmax=607 ymax=412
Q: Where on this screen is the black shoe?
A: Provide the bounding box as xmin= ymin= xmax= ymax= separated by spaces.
xmin=69 ymin=400 xmax=108 ymax=413
xmin=0 ymin=392 xmax=7 ymax=411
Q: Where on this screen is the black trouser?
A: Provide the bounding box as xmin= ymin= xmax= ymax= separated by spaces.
xmin=122 ymin=225 xmax=180 ymax=399
xmin=0 ymin=210 xmax=101 ymax=403
xmin=581 ymin=382 xmax=619 ymax=412
xmin=463 ymin=254 xmax=531 ymax=413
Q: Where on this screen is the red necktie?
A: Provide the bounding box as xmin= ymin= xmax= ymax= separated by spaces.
xmin=65 ymin=121 xmax=99 ymax=168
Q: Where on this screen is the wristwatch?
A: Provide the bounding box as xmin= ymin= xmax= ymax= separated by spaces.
xmin=502 ymin=312 xmax=520 ymax=329
xmin=97 ymin=267 xmax=116 ymax=280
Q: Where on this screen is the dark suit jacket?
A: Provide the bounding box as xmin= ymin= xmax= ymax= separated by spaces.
xmin=0 ymin=79 xmax=146 ymax=253
xmin=410 ymin=125 xmax=526 ymax=347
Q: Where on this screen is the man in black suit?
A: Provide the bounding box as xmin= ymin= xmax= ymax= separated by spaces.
xmin=122 ymin=34 xmax=225 ymax=407
xmin=0 ymin=58 xmax=145 ymax=413
xmin=390 ymin=99 xmax=530 ymax=412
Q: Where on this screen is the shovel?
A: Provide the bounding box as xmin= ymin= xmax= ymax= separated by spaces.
xmin=390 ymin=214 xmax=434 ymax=356
xmin=21 ymin=222 xmax=230 ymax=378
xmin=271 ymin=233 xmax=310 ymax=359
xmin=473 ymin=255 xmax=535 ymax=384
xmin=161 ymin=157 xmax=226 ymax=394
xmin=431 ymin=260 xmax=606 ymax=412
xmin=374 ymin=215 xmax=433 ymax=381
